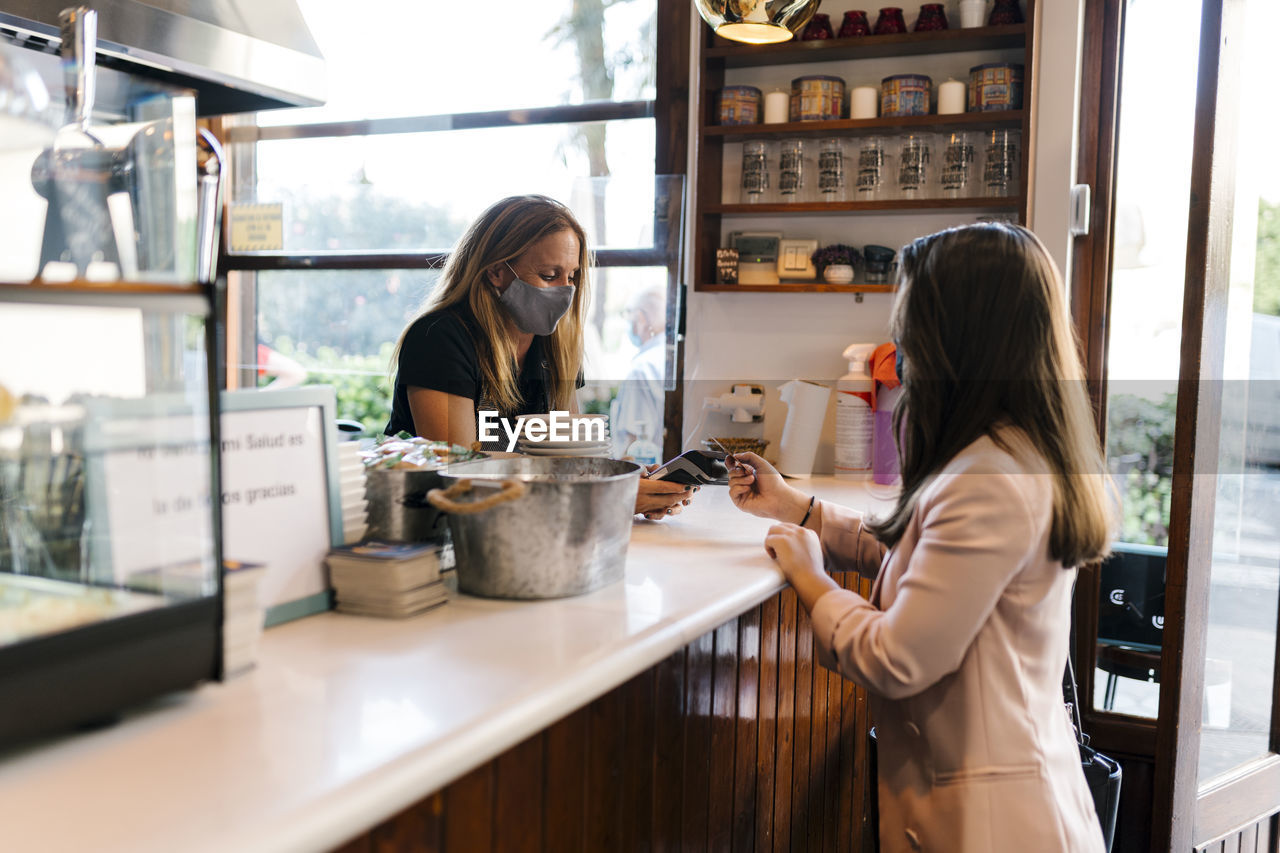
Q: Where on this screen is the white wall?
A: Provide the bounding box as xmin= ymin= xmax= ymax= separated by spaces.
xmin=680 ymin=1 xmax=1086 ymax=472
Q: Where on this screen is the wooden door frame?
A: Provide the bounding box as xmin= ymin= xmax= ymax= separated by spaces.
xmin=1070 ymin=0 xmax=1126 ymax=754
xmin=655 ymin=0 xmax=690 ymax=462
xmin=1156 ymin=0 xmax=1280 ymax=846
xmin=1072 ymin=0 xmax=1280 ymax=847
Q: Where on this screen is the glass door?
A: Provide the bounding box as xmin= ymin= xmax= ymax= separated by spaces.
xmin=1074 ymin=0 xmax=1280 ymax=847
xmin=1187 ymin=0 xmax=1280 ymax=823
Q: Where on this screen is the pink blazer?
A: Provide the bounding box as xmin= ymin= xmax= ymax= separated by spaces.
xmin=810 ymin=433 xmax=1105 ymax=853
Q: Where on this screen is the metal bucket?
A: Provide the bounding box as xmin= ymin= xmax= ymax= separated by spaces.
xmin=427 ymin=457 xmax=641 ymax=599
xmin=364 ymin=468 xmax=451 ymax=543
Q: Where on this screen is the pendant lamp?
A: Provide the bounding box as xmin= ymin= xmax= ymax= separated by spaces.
xmin=694 ymin=0 xmax=821 ymax=44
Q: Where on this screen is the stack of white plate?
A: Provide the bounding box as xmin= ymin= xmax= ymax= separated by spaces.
xmin=336 ymin=441 xmax=368 ymax=544
xmin=514 ymin=412 xmax=612 ymax=458
xmin=516 ymin=437 xmax=613 ymax=457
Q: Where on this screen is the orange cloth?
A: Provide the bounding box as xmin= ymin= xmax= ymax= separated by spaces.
xmin=869 ymin=341 xmax=899 ymax=409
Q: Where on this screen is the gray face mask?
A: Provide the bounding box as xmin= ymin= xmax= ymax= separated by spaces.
xmin=497 ymin=263 xmax=575 ymax=336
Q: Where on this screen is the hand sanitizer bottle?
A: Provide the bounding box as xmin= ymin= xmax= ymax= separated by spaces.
xmin=835 ymin=343 xmax=876 ymax=479
xmin=625 ymin=429 xmax=661 ymax=466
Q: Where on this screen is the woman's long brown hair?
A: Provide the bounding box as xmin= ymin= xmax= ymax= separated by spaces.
xmin=865 ymin=223 xmax=1115 ymax=568
xmin=389 ymin=195 xmax=591 ymax=413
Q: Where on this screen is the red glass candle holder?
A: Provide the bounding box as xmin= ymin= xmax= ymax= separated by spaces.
xmin=873 ymin=7 xmax=908 ymax=34
xmin=839 ymin=10 xmax=872 ymax=37
xmin=914 ymin=3 xmax=949 ymax=30
xmin=801 ymin=12 xmax=834 ymax=40
xmin=987 ymin=0 xmax=1024 ymax=25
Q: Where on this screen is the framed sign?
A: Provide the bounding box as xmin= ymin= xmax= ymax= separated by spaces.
xmin=82 ymin=394 xmax=218 ymax=591
xmin=219 ymin=387 xmax=342 ymax=626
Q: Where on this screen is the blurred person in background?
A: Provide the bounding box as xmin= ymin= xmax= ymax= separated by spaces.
xmin=611 ymin=286 xmax=667 ymax=460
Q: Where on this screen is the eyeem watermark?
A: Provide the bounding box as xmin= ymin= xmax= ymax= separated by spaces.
xmin=478 ymin=410 xmax=606 ymax=452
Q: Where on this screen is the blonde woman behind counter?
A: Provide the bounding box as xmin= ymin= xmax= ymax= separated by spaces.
xmin=385 ymin=195 xmax=694 ymax=521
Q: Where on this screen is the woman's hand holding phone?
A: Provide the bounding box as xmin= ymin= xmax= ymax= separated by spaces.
xmin=636 ymin=466 xmax=697 ymax=520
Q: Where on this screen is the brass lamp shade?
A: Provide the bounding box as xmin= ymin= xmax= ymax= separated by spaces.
xmin=694 ymin=0 xmax=821 ymax=44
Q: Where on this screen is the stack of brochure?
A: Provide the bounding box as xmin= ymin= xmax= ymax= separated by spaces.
xmin=325 ymin=541 xmax=447 ymax=618
xmin=222 ymin=560 xmax=266 ymax=677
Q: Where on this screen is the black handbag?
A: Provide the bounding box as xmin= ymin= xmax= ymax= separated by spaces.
xmin=1065 ymin=650 xmax=1122 ymax=852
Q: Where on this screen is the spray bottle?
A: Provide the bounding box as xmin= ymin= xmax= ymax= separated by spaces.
xmin=835 ymin=343 xmax=876 ymax=479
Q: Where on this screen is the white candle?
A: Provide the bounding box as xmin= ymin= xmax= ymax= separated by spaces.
xmin=764 ymin=90 xmax=790 ymax=124
xmin=850 ymin=86 xmax=879 ymax=119
xmin=938 ymin=79 xmax=967 ymax=114
xmin=959 ymin=0 xmax=987 ymax=27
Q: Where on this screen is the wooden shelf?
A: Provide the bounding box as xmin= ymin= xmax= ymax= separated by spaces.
xmin=696 ymin=283 xmax=897 ymax=293
xmin=708 ymin=197 xmax=1021 ymax=216
xmin=0 ymin=280 xmax=207 ymax=295
xmin=0 ymin=280 xmax=212 ymax=310
xmin=692 ymin=5 xmax=1034 ymax=295
xmin=705 ymin=25 xmax=1026 ymax=68
xmin=703 ymin=110 xmax=1024 ymax=140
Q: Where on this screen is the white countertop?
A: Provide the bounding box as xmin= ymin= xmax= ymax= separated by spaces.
xmin=0 ymin=478 xmax=894 ymax=853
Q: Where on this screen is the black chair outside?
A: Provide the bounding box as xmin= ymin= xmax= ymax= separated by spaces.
xmin=1096 ymin=544 xmax=1166 ymax=711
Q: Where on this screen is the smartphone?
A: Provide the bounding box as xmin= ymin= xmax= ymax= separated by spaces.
xmin=648 ymin=450 xmax=730 ymax=486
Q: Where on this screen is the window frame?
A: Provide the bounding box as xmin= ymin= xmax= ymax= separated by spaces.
xmin=213 ymin=0 xmax=691 ymax=458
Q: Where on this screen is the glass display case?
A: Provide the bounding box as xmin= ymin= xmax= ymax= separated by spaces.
xmin=0 ymin=281 xmax=222 ymax=745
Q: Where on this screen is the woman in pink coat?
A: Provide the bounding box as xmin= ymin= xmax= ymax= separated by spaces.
xmin=729 ymin=223 xmax=1114 ymax=852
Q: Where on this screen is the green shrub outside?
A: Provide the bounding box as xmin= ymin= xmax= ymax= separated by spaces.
xmin=1107 ymin=391 xmax=1177 ymax=547
xmin=264 ymin=337 xmax=394 ymax=438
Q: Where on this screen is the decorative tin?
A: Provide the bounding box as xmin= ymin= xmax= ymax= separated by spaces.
xmin=968 ymin=63 xmax=1024 ymax=111
xmin=717 ymin=85 xmax=762 ymax=125
xmin=881 ymin=73 xmax=932 ymax=117
xmin=790 ymin=75 xmax=845 ymax=122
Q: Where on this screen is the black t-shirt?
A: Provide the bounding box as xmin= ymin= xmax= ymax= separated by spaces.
xmin=384 ymin=305 xmax=580 ymax=437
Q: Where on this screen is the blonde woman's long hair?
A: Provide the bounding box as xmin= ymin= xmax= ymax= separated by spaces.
xmin=390 ymin=195 xmax=591 ymax=413
xmin=866 ymin=223 xmax=1116 ymax=569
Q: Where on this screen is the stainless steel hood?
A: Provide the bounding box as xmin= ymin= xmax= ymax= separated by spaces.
xmin=0 ymin=0 xmax=325 ymax=115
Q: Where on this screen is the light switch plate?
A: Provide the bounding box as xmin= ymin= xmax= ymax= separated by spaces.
xmin=777 ymin=238 xmax=818 ymax=280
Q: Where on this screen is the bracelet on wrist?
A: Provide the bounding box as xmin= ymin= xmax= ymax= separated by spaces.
xmin=799 ymin=495 xmax=816 ymax=528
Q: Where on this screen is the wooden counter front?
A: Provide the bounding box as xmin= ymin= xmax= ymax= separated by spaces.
xmin=336 ymin=570 xmax=876 ymax=852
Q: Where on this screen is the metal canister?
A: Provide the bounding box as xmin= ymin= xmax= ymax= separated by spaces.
xmin=717 ymin=85 xmax=762 ymax=125
xmin=881 ymin=74 xmax=932 ymax=117
xmin=364 ymin=467 xmax=452 ymax=543
xmin=427 ymin=457 xmax=642 ymax=599
xmin=790 ymin=75 xmax=845 ymax=121
xmin=968 ymin=63 xmax=1024 ymax=111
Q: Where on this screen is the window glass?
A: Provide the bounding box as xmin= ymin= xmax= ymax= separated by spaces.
xmin=239 ymin=119 xmax=656 ymax=253
xmin=1197 ymin=0 xmax=1280 ymax=786
xmin=246 ymin=260 xmax=677 ymax=445
xmin=251 ymin=269 xmax=435 ymax=436
xmin=1094 ymin=0 xmax=1203 ymax=717
xmin=226 ymin=0 xmax=674 ymax=452
xmin=257 ymin=0 xmax=656 ymax=127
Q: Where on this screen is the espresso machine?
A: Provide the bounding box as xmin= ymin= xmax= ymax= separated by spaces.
xmin=0 ymin=0 xmax=325 ymax=284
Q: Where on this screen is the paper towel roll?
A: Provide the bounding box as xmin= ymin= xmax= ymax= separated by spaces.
xmin=850 ymin=85 xmax=879 ymax=119
xmin=776 ymin=380 xmax=832 ymax=478
xmin=764 ymin=90 xmax=790 ymax=123
xmin=938 ymin=79 xmax=967 ymax=115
